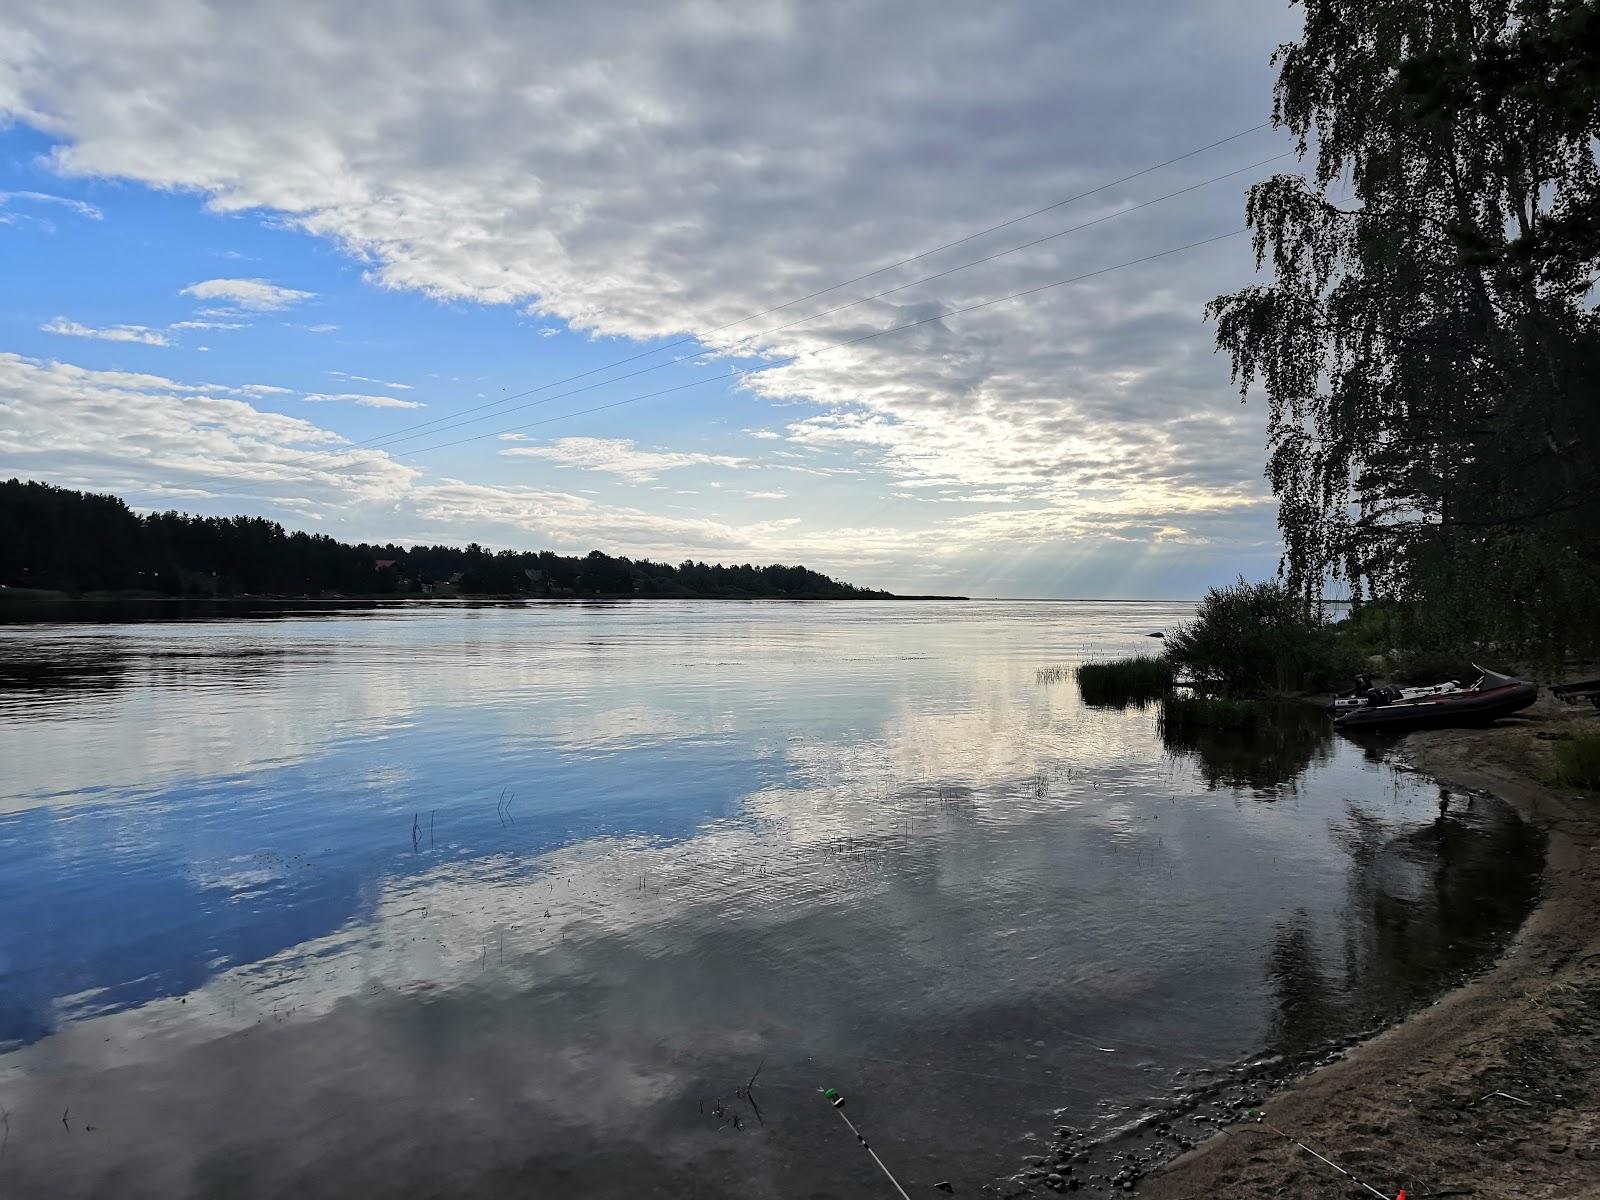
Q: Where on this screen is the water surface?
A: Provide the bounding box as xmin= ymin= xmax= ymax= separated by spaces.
xmin=0 ymin=601 xmax=1541 ymax=1196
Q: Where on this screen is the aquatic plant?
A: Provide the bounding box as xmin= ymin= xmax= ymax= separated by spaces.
xmin=1157 ymin=694 xmax=1263 ymax=732
xmin=1074 ymin=656 xmax=1174 ymax=708
xmin=1552 ymin=733 xmax=1600 ymax=791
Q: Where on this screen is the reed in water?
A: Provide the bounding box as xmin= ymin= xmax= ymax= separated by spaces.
xmin=1074 ymin=656 xmax=1174 ymax=708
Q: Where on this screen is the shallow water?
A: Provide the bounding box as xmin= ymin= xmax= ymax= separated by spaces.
xmin=0 ymin=600 xmax=1541 ymax=1197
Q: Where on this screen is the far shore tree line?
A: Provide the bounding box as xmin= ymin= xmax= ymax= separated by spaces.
xmin=0 ymin=479 xmax=892 ymax=601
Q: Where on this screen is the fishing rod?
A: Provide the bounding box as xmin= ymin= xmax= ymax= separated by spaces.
xmin=1255 ymin=1113 xmax=1405 ymax=1200
xmin=821 ymin=1087 xmax=913 ymax=1200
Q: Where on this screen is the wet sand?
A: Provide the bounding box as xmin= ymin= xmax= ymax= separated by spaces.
xmin=1141 ymin=695 xmax=1600 ymax=1199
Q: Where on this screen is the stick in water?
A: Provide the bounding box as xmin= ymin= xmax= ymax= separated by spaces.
xmin=822 ymin=1088 xmax=912 ymax=1200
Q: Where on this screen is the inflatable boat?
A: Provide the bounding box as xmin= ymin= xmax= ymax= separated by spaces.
xmin=1327 ymin=677 xmax=1462 ymax=714
xmin=1333 ymin=666 xmax=1536 ymax=732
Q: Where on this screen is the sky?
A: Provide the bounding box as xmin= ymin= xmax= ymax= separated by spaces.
xmin=0 ymin=0 xmax=1310 ymax=598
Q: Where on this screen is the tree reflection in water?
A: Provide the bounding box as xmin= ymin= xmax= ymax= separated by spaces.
xmin=1159 ymin=702 xmax=1336 ymax=793
xmin=1264 ymin=789 xmax=1543 ymax=1055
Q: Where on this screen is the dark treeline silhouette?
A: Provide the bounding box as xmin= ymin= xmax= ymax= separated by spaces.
xmin=0 ymin=479 xmax=897 ymax=600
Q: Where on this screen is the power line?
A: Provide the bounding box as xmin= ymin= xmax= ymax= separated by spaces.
xmin=364 ymin=150 xmax=1287 ymax=453
xmin=345 ymin=122 xmax=1273 ymax=449
xmin=394 ymin=228 xmax=1247 ymax=458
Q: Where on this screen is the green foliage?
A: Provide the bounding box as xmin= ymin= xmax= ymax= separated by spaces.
xmin=1327 ymin=601 xmax=1477 ymax=682
xmin=1552 ymin=733 xmax=1600 ymax=790
xmin=1388 ymin=650 xmax=1478 ymax=688
xmin=0 ymin=479 xmax=893 ymax=601
xmin=1208 ymin=0 xmax=1600 ymax=663
xmin=1074 ymin=656 xmax=1174 ymax=708
xmin=1162 ymin=578 xmax=1354 ymax=695
xmin=0 ymin=477 xmax=145 ymax=593
xmin=1158 ymin=695 xmax=1264 ymax=732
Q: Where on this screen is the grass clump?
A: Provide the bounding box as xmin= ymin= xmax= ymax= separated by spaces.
xmin=1075 ymin=656 xmax=1175 ymax=708
xmin=1552 ymin=733 xmax=1600 ymax=790
xmin=1158 ymin=694 xmax=1263 ymax=732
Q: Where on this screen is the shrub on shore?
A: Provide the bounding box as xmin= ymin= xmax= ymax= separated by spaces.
xmin=1164 ymin=578 xmax=1356 ymax=696
xmin=1552 ymin=734 xmax=1600 ymax=790
xmin=1075 ymin=656 xmax=1174 ymax=708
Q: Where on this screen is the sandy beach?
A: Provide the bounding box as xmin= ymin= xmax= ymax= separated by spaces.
xmin=1141 ymin=695 xmax=1600 ymax=1199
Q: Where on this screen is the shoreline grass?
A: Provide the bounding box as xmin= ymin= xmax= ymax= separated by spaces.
xmin=1074 ymin=655 xmax=1174 ymax=708
xmin=1552 ymin=733 xmax=1600 ymax=790
xmin=1158 ymin=694 xmax=1263 ymax=732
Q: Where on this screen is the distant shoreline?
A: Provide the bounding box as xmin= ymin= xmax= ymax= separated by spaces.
xmin=0 ymin=589 xmax=971 ymax=610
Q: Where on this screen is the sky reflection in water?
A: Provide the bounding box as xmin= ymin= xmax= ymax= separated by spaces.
xmin=0 ymin=601 xmax=1541 ymax=1197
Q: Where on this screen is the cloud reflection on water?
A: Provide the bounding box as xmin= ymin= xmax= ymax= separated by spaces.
xmin=0 ymin=602 xmax=1543 ymax=1199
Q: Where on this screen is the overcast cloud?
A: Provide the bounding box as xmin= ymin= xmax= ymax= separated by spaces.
xmin=0 ymin=0 xmax=1304 ymax=594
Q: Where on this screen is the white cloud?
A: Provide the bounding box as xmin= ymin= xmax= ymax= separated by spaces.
xmin=303 ymin=392 xmax=427 ymax=410
xmin=42 ymin=317 xmax=169 ymax=346
xmin=500 ymin=436 xmax=749 ymax=482
xmin=0 ymin=0 xmax=1305 ymax=592
xmin=329 ymin=370 xmax=411 ymax=390
xmin=0 ymin=352 xmax=414 ymax=507
xmin=179 ymin=278 xmax=314 ymax=311
xmin=169 ymin=319 xmax=245 ymax=331
xmin=0 ymin=189 xmax=101 ymax=220
xmin=0 ymin=351 xmax=867 ymax=569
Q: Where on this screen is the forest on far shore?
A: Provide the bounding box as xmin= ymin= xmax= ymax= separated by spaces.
xmin=0 ymin=478 xmax=901 ymax=601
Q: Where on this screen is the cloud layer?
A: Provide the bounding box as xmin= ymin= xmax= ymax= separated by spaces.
xmin=0 ymin=354 xmax=911 ymax=570
xmin=0 ymin=0 xmax=1304 ymax=590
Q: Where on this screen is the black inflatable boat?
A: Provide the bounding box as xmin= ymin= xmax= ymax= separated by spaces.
xmin=1333 ymin=666 xmax=1536 ymax=732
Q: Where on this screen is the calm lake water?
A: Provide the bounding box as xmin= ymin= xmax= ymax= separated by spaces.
xmin=0 ymin=601 xmax=1540 ymax=1197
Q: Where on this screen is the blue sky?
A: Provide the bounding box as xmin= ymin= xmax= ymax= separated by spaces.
xmin=0 ymin=1 xmax=1304 ymax=597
